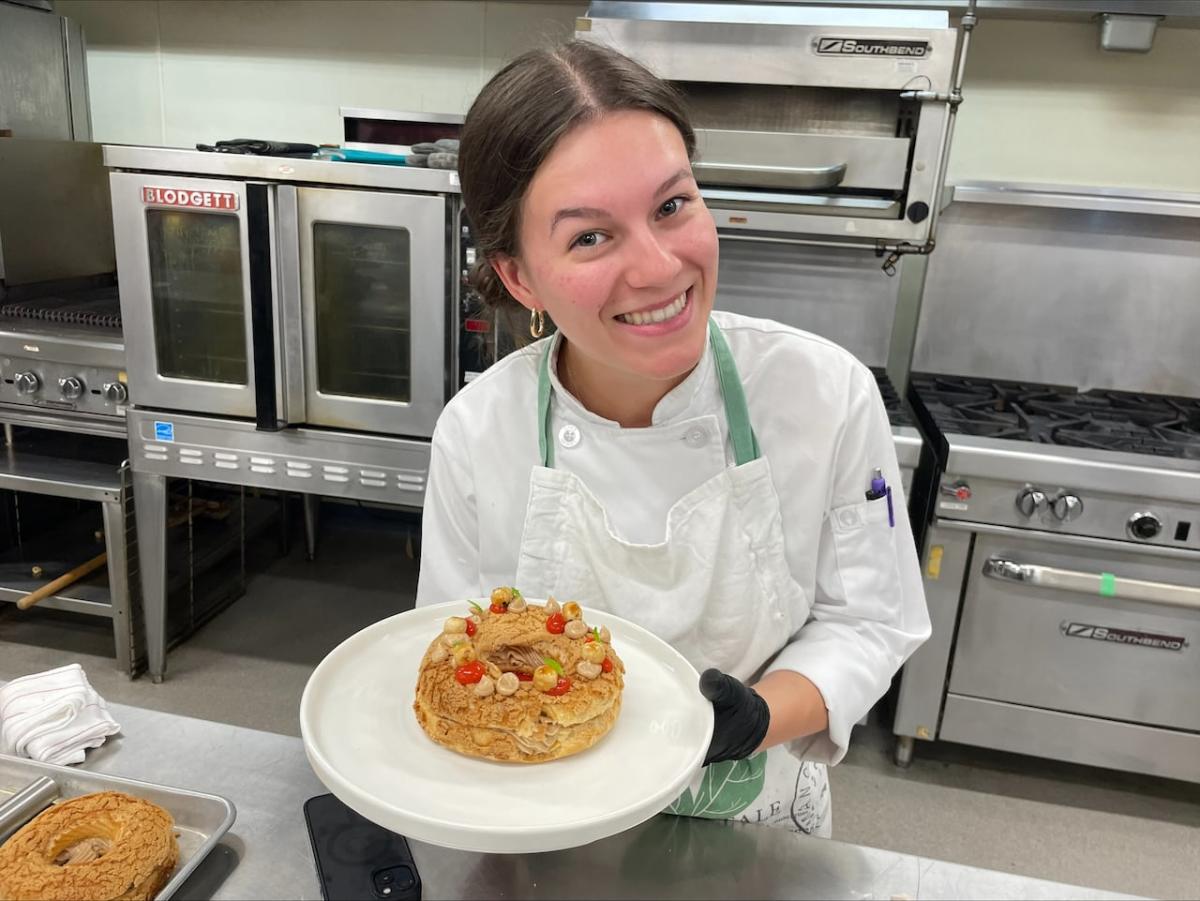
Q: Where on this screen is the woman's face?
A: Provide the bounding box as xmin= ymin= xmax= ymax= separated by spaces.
xmin=495 ymin=109 xmax=719 ymax=390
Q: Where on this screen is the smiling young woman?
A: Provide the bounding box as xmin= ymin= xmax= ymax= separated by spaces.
xmin=490 ymin=110 xmax=716 ymax=427
xmin=416 ymin=40 xmax=930 ymax=837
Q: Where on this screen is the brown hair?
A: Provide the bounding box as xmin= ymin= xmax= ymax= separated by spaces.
xmin=459 ymin=40 xmax=695 ymax=313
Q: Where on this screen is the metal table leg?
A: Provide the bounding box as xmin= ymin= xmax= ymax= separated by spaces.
xmin=894 ymin=735 xmax=915 ymax=768
xmin=303 ymin=493 xmax=320 ymax=562
xmin=133 ymin=470 xmax=168 ymax=683
xmin=101 ymin=493 xmax=133 ymax=677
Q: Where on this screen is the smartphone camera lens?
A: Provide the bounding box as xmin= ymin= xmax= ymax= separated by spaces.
xmin=373 ymin=865 xmax=416 ymax=897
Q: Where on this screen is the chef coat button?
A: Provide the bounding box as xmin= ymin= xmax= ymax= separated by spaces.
xmin=558 ymin=424 xmax=581 ymax=449
xmin=683 ymin=425 xmax=708 ymax=448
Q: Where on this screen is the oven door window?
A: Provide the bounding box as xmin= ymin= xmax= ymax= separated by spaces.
xmin=146 ymin=209 xmax=248 ymax=384
xmin=313 ymin=222 xmax=411 ymax=403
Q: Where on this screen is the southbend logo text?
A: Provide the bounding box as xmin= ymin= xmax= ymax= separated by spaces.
xmin=1062 ymin=622 xmax=1187 ymax=652
xmin=815 ymin=37 xmax=930 ymax=57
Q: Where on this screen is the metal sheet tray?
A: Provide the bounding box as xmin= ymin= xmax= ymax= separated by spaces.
xmin=0 ymin=753 xmax=236 ymax=899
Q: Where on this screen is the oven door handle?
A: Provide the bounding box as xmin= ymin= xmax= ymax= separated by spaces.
xmin=693 ymin=161 xmax=847 ymax=191
xmin=982 ymin=557 xmax=1200 ymax=612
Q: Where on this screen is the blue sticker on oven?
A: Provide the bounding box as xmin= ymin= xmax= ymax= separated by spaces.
xmin=154 ymin=421 xmax=175 ymax=443
xmin=1061 ymin=622 xmax=1187 ymax=652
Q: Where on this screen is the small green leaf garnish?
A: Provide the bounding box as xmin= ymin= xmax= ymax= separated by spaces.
xmin=543 ymin=657 xmax=564 ymax=676
xmin=592 ymin=626 xmax=600 ymax=641
xmin=512 ymin=588 xmax=523 ymax=599
xmin=468 ymin=601 xmax=484 ymax=615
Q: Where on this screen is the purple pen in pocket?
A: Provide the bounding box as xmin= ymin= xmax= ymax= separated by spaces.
xmin=870 ymin=468 xmax=886 ymax=499
xmin=866 ymin=468 xmax=895 ymax=527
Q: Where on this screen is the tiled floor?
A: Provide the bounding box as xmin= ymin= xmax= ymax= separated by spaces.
xmin=2 ymin=504 xmax=1197 ymax=899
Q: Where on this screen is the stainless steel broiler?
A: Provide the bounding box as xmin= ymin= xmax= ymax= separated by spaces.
xmin=577 ymin=1 xmax=974 ymax=270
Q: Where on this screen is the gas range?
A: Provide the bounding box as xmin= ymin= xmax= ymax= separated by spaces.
xmin=895 ymin=372 xmax=1200 ymax=784
xmin=907 ymin=373 xmax=1200 ymax=549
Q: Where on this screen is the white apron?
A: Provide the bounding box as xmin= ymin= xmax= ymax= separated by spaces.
xmin=514 ymin=320 xmax=831 ymax=836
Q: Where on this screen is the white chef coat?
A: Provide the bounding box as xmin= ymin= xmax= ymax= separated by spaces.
xmin=417 ymin=310 xmax=930 ymax=765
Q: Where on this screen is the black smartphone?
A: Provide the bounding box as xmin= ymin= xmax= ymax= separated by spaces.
xmin=303 ymin=794 xmax=422 ymax=901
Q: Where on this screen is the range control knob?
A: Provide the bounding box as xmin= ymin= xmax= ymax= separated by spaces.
xmin=58 ymin=376 xmax=85 ymax=400
xmin=1015 ymin=487 xmax=1047 ymax=517
xmin=102 ymin=382 xmax=129 ymax=405
xmin=1128 ymin=512 xmax=1162 ymax=541
xmin=14 ymin=371 xmax=40 ymax=396
xmin=1051 ymin=493 xmax=1084 ymax=522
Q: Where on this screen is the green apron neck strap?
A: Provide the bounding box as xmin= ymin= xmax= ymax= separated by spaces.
xmin=537 ymin=319 xmax=760 ymax=469
xmin=538 ymin=339 xmax=556 ymax=468
xmin=708 ymin=318 xmax=761 ymax=466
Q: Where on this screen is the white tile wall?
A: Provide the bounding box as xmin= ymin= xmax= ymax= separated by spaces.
xmin=947 ymin=19 xmax=1200 ymax=191
xmin=55 ymin=1 xmax=1200 ymax=192
xmin=58 ymin=0 xmax=584 ymax=148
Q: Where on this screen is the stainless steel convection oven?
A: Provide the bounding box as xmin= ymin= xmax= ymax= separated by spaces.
xmin=105 ymin=147 xmax=480 ymax=680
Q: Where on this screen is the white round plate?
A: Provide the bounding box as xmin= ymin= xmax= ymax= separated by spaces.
xmin=300 ymin=600 xmax=713 ymax=854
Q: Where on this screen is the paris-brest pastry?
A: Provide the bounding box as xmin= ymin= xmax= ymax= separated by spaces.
xmin=414 ymin=588 xmax=625 ymax=763
xmin=0 ymin=790 xmax=178 ymax=901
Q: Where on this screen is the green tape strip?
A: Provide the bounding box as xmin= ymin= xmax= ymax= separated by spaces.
xmin=1099 ymin=572 xmax=1117 ymax=597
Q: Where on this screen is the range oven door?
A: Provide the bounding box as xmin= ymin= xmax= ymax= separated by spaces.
xmin=296 ymin=187 xmax=447 ymax=438
xmin=949 ymin=531 xmax=1200 ymax=732
xmin=110 ymin=171 xmax=277 ymax=423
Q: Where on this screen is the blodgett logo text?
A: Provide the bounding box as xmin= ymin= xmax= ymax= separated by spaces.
xmin=1062 ymin=622 xmax=1187 ymax=652
xmin=815 ymin=38 xmax=930 ymax=57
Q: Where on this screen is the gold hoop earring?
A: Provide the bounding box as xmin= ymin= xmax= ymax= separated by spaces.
xmin=529 ymin=309 xmax=546 ymax=339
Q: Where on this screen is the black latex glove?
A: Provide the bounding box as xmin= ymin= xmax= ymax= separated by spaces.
xmin=700 ymin=668 xmax=771 ymax=766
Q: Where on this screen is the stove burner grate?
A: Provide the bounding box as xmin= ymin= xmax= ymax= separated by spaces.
xmin=909 ymin=373 xmax=1200 ymax=461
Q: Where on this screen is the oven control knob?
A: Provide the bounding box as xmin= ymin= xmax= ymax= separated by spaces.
xmin=14 ymin=371 xmax=40 ymax=396
xmin=1015 ymin=487 xmax=1047 ymax=517
xmin=1051 ymin=493 xmax=1084 ymax=522
xmin=102 ymin=382 xmax=128 ymax=405
xmin=1128 ymin=512 xmax=1162 ymax=541
xmin=58 ymin=376 xmax=85 ymax=400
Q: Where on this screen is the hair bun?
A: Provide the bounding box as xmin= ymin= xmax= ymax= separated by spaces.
xmin=468 ymin=259 xmax=515 ymax=311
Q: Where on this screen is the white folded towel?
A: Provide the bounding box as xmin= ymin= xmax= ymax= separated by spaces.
xmin=0 ymin=664 xmax=121 ymax=765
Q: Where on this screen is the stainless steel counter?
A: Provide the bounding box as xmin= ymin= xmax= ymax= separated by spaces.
xmin=103 ymin=145 xmax=461 ymax=193
xmin=28 ymin=696 xmax=1136 ymax=900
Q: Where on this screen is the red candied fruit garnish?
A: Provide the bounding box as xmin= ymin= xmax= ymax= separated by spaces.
xmin=601 ymin=657 xmax=613 ymax=673
xmin=454 ymin=661 xmax=485 ymax=685
xmin=465 ymin=619 xmax=476 ymax=637
xmin=547 ymin=676 xmax=571 ymax=696
xmin=546 ymin=612 xmax=566 ymax=634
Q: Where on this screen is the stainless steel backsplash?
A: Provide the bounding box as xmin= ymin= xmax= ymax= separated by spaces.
xmin=912 ymin=202 xmax=1200 ymax=397
xmin=714 ymin=237 xmax=900 ymax=368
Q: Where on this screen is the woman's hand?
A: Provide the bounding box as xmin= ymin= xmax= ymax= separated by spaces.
xmin=700 ymin=668 xmax=830 ymax=765
xmin=699 ymin=669 xmax=770 ymax=765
